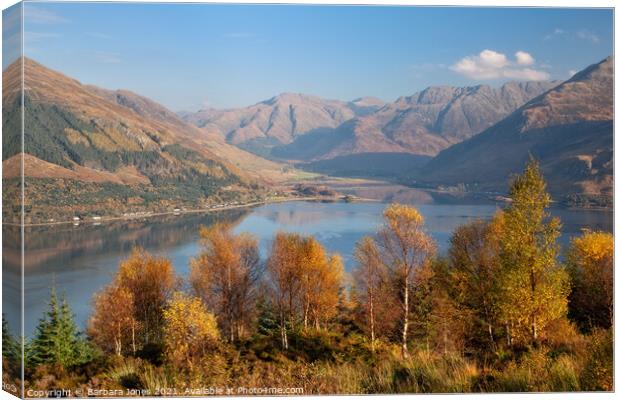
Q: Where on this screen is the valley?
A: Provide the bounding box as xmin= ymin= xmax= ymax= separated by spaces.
xmin=1 ymin=55 xmax=613 ymax=225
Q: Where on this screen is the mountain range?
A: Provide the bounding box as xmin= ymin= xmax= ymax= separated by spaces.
xmin=182 ymin=93 xmax=386 ymax=157
xmin=417 ymin=56 xmax=613 ymax=206
xmin=183 ymin=81 xmax=558 ymax=163
xmin=1 ymin=55 xmax=613 ymax=222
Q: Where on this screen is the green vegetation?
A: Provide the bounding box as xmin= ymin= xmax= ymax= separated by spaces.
xmin=5 ymin=159 xmax=613 ymax=394
xmin=2 ymin=97 xmax=251 ymax=223
xmin=27 ymin=287 xmax=93 ymax=369
xmin=3 ymin=176 xmax=262 ymax=224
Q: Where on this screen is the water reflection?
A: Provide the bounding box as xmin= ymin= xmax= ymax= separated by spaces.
xmin=6 ymin=199 xmax=612 ymax=337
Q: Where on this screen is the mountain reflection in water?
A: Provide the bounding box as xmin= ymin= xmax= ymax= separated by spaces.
xmin=2 ymin=197 xmax=612 ymax=337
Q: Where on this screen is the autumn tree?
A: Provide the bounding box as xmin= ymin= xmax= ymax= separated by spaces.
xmin=375 ymin=204 xmax=436 ymax=358
xmin=300 ymin=240 xmax=344 ymax=330
xmin=447 ymin=217 xmax=503 ymax=347
xmin=353 ymin=237 xmax=387 ymax=351
xmin=163 ymin=292 xmax=220 ymax=372
xmin=497 ymin=159 xmax=569 ymax=345
xmin=190 ymin=223 xmax=262 ymax=342
xmin=424 ymin=259 xmax=469 ymax=354
xmin=88 ymin=284 xmax=139 ymax=356
xmin=268 ymin=232 xmax=302 ymax=349
xmin=114 ymin=247 xmax=178 ymax=346
xmin=267 ymin=232 xmax=344 ymax=349
xmin=566 ymin=230 xmax=613 ymax=330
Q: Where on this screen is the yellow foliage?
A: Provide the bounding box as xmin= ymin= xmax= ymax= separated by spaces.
xmin=566 ymin=230 xmax=613 ymax=329
xmin=163 ymin=292 xmax=219 ymax=371
xmin=64 ymin=128 xmax=89 ymax=146
xmin=569 ymin=231 xmax=613 ymax=265
xmin=88 ymin=284 xmax=139 ymax=356
xmin=116 ymin=247 xmax=178 ymax=343
xmin=497 ymin=159 xmax=568 ymax=345
xmin=190 ymin=223 xmax=260 ymax=342
xmin=383 ymin=203 xmax=425 ymax=232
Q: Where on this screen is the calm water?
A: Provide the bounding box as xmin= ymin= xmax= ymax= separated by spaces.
xmin=3 ymin=195 xmax=613 ymax=337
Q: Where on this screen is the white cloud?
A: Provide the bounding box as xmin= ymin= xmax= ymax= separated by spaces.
xmin=503 ymin=68 xmax=549 ymax=81
xmin=568 ymin=69 xmax=577 ymax=77
xmin=450 ymin=50 xmax=508 ymax=80
xmin=545 ymin=28 xmax=600 ymax=44
xmin=544 ymin=28 xmax=567 ymax=41
xmin=576 ymin=29 xmax=600 ymax=44
xmin=515 ymin=51 xmax=535 ymax=66
xmin=451 ymin=49 xmax=549 ymax=81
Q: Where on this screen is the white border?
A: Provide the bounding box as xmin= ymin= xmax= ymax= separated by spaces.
xmin=0 ymin=2 xmax=616 ymax=400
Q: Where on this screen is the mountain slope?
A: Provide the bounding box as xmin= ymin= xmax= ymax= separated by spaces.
xmin=86 ymin=86 xmax=300 ymax=184
xmin=2 ymin=58 xmax=287 ymax=222
xmin=275 ymin=81 xmax=558 ymax=162
xmin=418 ymin=56 xmax=613 ymax=204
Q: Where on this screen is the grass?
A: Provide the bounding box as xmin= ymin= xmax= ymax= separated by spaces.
xmin=17 ymin=327 xmax=613 ymax=394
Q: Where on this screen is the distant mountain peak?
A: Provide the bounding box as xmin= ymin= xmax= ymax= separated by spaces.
xmin=418 ymin=55 xmax=613 ymax=201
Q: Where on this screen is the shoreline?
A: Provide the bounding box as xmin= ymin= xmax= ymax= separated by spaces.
xmin=3 ymin=186 xmax=610 ymax=228
xmin=6 ymin=195 xmax=380 ymax=228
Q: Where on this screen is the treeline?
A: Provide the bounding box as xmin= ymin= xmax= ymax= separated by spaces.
xmin=3 ymin=160 xmax=613 ymax=394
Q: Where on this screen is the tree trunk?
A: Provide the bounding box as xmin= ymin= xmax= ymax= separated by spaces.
xmin=280 ymin=309 xmax=288 ymax=350
xmin=483 ymin=302 xmax=495 ymax=346
xmin=227 ymin=262 xmax=234 ymax=343
xmin=237 ymin=323 xmax=243 ymax=341
xmin=505 ymin=321 xmax=512 ymax=347
xmin=131 ymin=323 xmax=136 ymax=355
xmin=369 ymin=289 xmax=375 ymax=352
xmin=443 ymin=320 xmax=448 ymax=355
xmin=116 ymin=325 xmax=122 ymax=356
xmin=229 ymin=313 xmax=235 ymax=343
xmin=401 ymin=281 xmax=409 ymax=359
xmin=304 ymin=298 xmax=309 ymax=330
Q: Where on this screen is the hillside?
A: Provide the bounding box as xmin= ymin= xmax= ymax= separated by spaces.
xmin=418 ymin=56 xmax=613 ymax=206
xmin=85 ymin=86 xmax=300 ymax=185
xmin=2 ymin=58 xmax=292 ymax=223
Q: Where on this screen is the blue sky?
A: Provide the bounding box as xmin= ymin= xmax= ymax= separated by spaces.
xmin=4 ymin=3 xmax=614 ymax=111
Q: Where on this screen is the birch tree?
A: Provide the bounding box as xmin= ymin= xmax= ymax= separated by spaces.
xmin=376 ymin=204 xmax=435 ymax=358
xmin=353 ymin=236 xmax=386 ymax=351
xmin=497 ymin=159 xmax=569 ymax=345
xmin=190 ymin=223 xmax=261 ymax=342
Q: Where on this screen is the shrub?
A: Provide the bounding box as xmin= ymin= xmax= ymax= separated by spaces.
xmin=580 ymin=329 xmax=613 ymax=391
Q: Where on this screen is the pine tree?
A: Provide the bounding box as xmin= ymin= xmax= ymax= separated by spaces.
xmin=255 ymin=297 xmax=279 ymax=336
xmin=28 ymin=287 xmax=91 ymax=368
xmin=2 ymin=315 xmax=20 ymax=369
